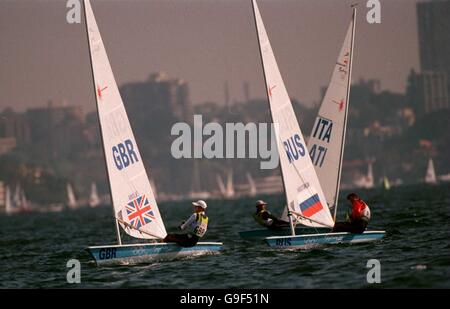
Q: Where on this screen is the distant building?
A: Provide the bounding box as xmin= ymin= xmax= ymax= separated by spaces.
xmin=0 ymin=108 xmax=31 ymax=146
xmin=407 ymin=69 xmax=450 ymax=115
xmin=119 ymin=72 xmax=194 ymax=194
xmin=25 ymin=100 xmax=86 ymax=158
xmin=0 ymin=137 xmax=17 ymax=155
xmin=417 ymin=0 xmax=450 ymax=75
xmin=321 ymin=78 xmax=381 ymax=102
xmin=411 ymin=0 xmax=450 ymax=115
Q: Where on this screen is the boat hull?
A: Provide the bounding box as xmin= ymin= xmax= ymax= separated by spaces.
xmin=265 ymin=231 xmax=386 ymax=249
xmin=239 ymin=227 xmax=331 ymax=241
xmin=86 ymin=242 xmax=223 ymax=266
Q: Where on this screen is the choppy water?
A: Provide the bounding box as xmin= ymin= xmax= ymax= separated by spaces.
xmin=1 ymin=183 xmax=449 ymax=288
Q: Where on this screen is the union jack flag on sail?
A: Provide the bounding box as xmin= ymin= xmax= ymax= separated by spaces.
xmin=125 ymin=195 xmax=156 ymax=229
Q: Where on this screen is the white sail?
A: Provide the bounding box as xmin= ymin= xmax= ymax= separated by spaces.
xmin=246 ymin=172 xmax=257 ymax=197
xmin=382 ymin=176 xmax=391 ymax=190
xmin=84 ymin=0 xmax=166 ymax=239
xmin=252 ymin=0 xmax=334 ymax=228
xmin=425 ymin=158 xmax=437 ymax=184
xmin=5 ymin=186 xmax=12 ymax=214
xmin=307 ymin=13 xmax=355 ymax=217
xmin=89 ymin=182 xmax=100 ymax=208
xmin=216 ymin=174 xmax=226 ymax=196
xmin=366 ymin=162 xmax=374 ymax=188
xmin=67 ymin=183 xmax=78 ymax=209
xmin=225 ymin=168 xmax=235 ymax=198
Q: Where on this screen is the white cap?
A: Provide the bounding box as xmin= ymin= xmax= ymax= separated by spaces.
xmin=192 ymin=200 xmax=207 ymax=209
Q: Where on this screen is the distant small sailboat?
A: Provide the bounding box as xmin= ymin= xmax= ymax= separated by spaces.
xmin=89 ymin=182 xmax=100 ymax=208
xmin=438 ymin=173 xmax=450 ymax=182
xmin=425 ymin=158 xmax=437 ymax=185
xmin=225 ymin=168 xmax=235 ymax=198
xmin=382 ymin=176 xmax=391 ymax=190
xmin=5 ymin=186 xmax=13 ymax=215
xmin=216 ymin=174 xmax=226 ymax=197
xmin=82 ymin=0 xmax=222 ymax=265
xmin=66 ymin=182 xmax=78 ymax=209
xmin=354 ymin=161 xmax=375 ymax=189
xmin=246 ymin=172 xmax=257 ymax=197
xmin=247 ymin=1 xmax=385 ymax=248
xmin=6 ymin=184 xmax=30 ymax=214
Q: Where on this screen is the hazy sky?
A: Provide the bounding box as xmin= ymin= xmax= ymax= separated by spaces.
xmin=0 ymin=0 xmax=420 ymax=112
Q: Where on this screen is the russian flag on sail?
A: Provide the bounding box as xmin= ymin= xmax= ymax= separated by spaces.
xmin=299 ymin=194 xmax=323 ymax=217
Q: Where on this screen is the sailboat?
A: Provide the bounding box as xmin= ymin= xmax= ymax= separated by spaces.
xmin=89 ymin=182 xmax=100 ymax=208
xmin=354 ymin=161 xmax=374 ymax=189
xmin=382 ymin=176 xmax=391 ymax=190
xmin=250 ymin=0 xmax=385 ymax=249
xmin=216 ymin=174 xmax=227 ymax=197
xmin=225 ymin=168 xmax=235 ymax=198
xmin=7 ymin=184 xmax=30 ymax=214
xmin=82 ymin=0 xmax=222 ymax=265
xmin=246 ymin=172 xmax=257 ymax=197
xmin=5 ymin=186 xmax=14 ymax=215
xmin=66 ymin=182 xmax=78 ymax=209
xmin=424 ymin=158 xmax=437 ymax=185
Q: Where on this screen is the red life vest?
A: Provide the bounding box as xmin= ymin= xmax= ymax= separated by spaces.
xmin=350 ymin=199 xmax=370 ymax=222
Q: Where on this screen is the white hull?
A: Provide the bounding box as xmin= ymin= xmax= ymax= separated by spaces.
xmin=86 ymin=242 xmax=223 ymax=266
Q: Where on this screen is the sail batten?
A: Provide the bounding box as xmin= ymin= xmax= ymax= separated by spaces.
xmin=83 ymin=0 xmax=167 ymax=239
xmin=252 ymin=0 xmax=334 ymax=228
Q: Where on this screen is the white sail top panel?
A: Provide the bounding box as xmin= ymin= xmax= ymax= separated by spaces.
xmin=252 ymin=0 xmax=333 ymax=227
xmin=84 ymin=0 xmax=167 ymax=239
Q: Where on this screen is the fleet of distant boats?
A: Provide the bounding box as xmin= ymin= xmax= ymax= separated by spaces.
xmin=0 ymin=156 xmax=448 ymax=215
xmin=0 ymin=181 xmax=104 ymax=215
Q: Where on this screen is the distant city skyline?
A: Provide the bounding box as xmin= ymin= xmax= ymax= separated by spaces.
xmin=0 ymin=0 xmax=420 ymax=112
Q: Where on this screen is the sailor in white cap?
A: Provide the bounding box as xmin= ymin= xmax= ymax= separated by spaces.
xmin=163 ymin=200 xmax=209 ymax=247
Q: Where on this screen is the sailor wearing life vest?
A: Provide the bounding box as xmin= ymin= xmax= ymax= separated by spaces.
xmin=332 ymin=193 xmax=371 ymax=233
xmin=163 ymin=200 xmax=209 ymax=247
xmin=253 ymin=200 xmax=290 ymax=230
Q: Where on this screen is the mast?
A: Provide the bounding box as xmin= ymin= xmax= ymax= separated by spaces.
xmin=332 ymin=6 xmax=356 ymax=222
xmin=82 ymin=0 xmax=122 ymax=245
xmin=250 ymin=0 xmax=295 ymax=235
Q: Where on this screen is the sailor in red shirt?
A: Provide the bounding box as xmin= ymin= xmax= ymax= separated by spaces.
xmin=332 ymin=193 xmax=371 ymax=233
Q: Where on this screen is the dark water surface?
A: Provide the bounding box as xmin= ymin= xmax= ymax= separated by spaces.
xmin=1 ymin=183 xmax=449 ymax=288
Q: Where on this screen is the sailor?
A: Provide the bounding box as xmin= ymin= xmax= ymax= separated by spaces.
xmin=252 ymin=200 xmax=290 ymax=230
xmin=332 ymin=193 xmax=371 ymax=233
xmin=163 ymin=200 xmax=209 ymax=247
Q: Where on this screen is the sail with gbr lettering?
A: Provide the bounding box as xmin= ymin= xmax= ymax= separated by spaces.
xmin=307 ymin=13 xmax=355 ymax=219
xmin=84 ymin=0 xmax=166 ymax=239
xmin=252 ymin=0 xmax=334 ymax=228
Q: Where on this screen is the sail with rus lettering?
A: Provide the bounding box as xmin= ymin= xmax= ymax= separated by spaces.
xmin=307 ymin=14 xmax=355 ymax=220
xmin=84 ymin=0 xmax=166 ymax=239
xmin=252 ymin=0 xmax=333 ymax=228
